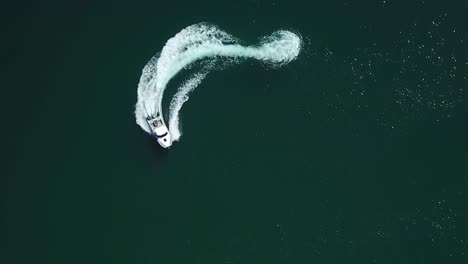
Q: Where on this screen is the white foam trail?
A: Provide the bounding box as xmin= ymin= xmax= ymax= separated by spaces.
xmin=168 ymin=72 xmax=207 ymax=141
xmin=135 ymin=23 xmax=302 ymax=142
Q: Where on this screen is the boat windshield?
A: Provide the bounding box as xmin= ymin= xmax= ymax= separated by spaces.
xmin=152 ymin=119 xmax=163 ymax=127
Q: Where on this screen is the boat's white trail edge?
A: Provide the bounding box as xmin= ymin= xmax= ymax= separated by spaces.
xmin=135 ymin=23 xmax=302 ymax=142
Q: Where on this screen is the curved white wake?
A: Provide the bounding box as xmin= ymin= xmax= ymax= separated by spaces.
xmin=135 ymin=23 xmax=302 ymax=142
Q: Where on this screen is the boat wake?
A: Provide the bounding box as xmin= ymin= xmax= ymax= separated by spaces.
xmin=135 ymin=23 xmax=302 ymax=142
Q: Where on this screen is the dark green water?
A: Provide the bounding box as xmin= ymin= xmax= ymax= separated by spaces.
xmin=3 ymin=1 xmax=468 ymax=263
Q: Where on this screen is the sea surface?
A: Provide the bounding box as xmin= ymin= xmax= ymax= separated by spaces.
xmin=3 ymin=1 xmax=468 ymax=263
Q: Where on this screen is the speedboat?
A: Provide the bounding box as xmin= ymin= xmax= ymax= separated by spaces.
xmin=146 ymin=112 xmax=172 ymax=148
